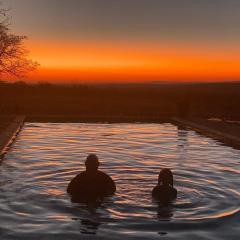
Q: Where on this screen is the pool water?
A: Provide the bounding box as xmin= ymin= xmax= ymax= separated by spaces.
xmin=0 ymin=123 xmax=239 ymax=240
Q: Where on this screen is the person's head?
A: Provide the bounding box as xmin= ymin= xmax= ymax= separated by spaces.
xmin=85 ymin=154 xmax=99 ymax=172
xmin=158 ymin=168 xmax=174 ymax=187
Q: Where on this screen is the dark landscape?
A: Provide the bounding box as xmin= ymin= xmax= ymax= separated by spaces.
xmin=1 ymin=81 xmax=240 ymax=121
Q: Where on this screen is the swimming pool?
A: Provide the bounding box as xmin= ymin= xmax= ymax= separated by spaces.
xmin=0 ymin=123 xmax=239 ymax=239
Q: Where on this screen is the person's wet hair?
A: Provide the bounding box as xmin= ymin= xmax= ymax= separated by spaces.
xmin=152 ymin=168 xmax=177 ymax=203
xmin=158 ymin=168 xmax=174 ymax=187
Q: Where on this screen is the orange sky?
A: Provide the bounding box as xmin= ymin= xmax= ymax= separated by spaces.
xmin=24 ymin=40 xmax=240 ymax=83
xmin=5 ymin=0 xmax=240 ymax=83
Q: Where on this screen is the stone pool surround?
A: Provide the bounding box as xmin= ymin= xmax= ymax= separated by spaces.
xmin=1 ymin=115 xmax=240 ymax=159
xmin=0 ymin=115 xmax=25 ymax=160
xmin=172 ymin=117 xmax=240 ymax=150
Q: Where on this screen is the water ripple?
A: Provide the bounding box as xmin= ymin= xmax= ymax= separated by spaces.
xmin=0 ymin=123 xmax=239 ymax=240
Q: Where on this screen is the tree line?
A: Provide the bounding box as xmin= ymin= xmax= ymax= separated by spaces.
xmin=0 ymin=81 xmax=240 ymax=120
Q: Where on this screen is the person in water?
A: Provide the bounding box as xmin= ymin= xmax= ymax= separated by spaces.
xmin=67 ymin=154 xmax=116 ymax=202
xmin=152 ymin=168 xmax=177 ymax=203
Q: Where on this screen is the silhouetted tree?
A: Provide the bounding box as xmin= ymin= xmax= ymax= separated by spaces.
xmin=0 ymin=6 xmax=38 ymax=78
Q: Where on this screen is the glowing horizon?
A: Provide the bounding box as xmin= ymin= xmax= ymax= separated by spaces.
xmin=3 ymin=0 xmax=240 ymax=83
xmin=19 ymin=39 xmax=240 ymax=83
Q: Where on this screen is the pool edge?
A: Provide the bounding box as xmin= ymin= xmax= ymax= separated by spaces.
xmin=0 ymin=115 xmax=25 ymax=160
xmin=172 ymin=117 xmax=240 ymax=150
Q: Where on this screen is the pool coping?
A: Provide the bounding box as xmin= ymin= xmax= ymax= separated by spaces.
xmin=25 ymin=115 xmax=170 ymax=123
xmin=0 ymin=115 xmax=25 ymax=160
xmin=172 ymin=117 xmax=240 ymax=150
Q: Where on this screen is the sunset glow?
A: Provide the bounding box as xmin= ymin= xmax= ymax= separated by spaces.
xmin=25 ymin=40 xmax=240 ymax=83
xmin=4 ymin=0 xmax=240 ymax=83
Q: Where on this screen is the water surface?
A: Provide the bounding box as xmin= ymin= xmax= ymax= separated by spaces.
xmin=0 ymin=123 xmax=239 ymax=239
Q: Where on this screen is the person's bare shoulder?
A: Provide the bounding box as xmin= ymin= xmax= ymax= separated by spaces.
xmin=98 ymin=171 xmax=113 ymax=180
xmin=67 ymin=172 xmax=86 ymax=194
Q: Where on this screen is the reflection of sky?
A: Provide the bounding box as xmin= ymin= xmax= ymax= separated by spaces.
xmin=3 ymin=0 xmax=240 ymax=82
xmin=1 ymin=123 xmax=240 ymax=238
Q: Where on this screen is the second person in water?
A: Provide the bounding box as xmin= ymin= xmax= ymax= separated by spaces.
xmin=152 ymin=168 xmax=177 ymax=202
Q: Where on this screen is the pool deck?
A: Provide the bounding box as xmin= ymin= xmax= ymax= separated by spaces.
xmin=172 ymin=117 xmax=240 ymax=149
xmin=0 ymin=115 xmax=25 ymax=159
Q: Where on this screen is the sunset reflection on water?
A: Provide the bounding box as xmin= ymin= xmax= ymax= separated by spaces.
xmin=0 ymin=123 xmax=239 ymax=239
